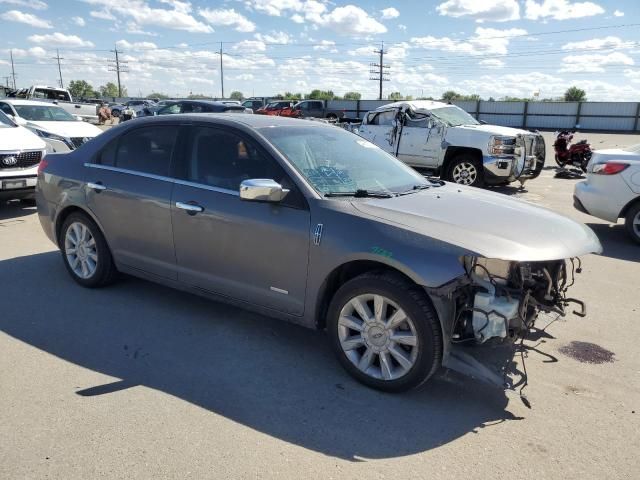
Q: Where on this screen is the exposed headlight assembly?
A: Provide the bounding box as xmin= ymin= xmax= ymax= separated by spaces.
xmin=489 ymin=135 xmax=517 ymax=156
xmin=33 ymin=129 xmax=75 ymax=149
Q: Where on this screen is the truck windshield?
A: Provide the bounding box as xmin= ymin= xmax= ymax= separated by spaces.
xmin=430 ymin=106 xmax=479 ymax=127
xmin=14 ymin=105 xmax=76 ymax=121
xmin=0 ymin=110 xmax=16 ymax=128
xmin=259 ymin=125 xmax=428 ymax=195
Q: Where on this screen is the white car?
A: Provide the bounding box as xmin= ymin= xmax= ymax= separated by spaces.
xmin=0 ymin=110 xmax=47 ymax=202
xmin=574 ymin=144 xmax=640 ymax=243
xmin=357 ymin=100 xmax=545 ymax=187
xmin=0 ymin=99 xmax=103 ymax=152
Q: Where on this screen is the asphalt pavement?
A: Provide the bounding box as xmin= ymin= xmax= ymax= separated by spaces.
xmin=1 ymin=132 xmax=638 ymax=479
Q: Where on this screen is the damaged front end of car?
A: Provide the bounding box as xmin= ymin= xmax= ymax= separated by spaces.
xmin=429 ymin=255 xmax=588 ymax=393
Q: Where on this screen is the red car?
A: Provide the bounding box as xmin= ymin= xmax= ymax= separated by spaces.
xmin=256 ymin=101 xmax=296 ymax=116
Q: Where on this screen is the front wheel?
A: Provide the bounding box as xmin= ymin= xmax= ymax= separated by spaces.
xmin=327 ymin=272 xmax=442 ymax=392
xmin=624 ymin=203 xmax=640 ymax=245
xmin=447 ymin=155 xmax=484 ymax=187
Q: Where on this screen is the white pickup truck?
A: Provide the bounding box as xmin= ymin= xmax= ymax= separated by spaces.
xmin=12 ymin=86 xmax=99 ymax=123
xmin=357 ymin=100 xmax=545 ymax=187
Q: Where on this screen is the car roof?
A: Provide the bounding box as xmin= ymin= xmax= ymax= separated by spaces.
xmin=376 ymin=100 xmax=450 ymax=112
xmin=127 ymin=113 xmax=335 ymax=129
xmin=2 ymin=99 xmax=61 ymax=107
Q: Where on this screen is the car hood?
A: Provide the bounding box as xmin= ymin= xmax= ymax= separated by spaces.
xmin=452 ymin=123 xmax=531 ymax=137
xmin=25 ymin=120 xmax=103 ymax=138
xmin=0 ymin=125 xmax=46 ymax=151
xmin=352 ymin=184 xmax=602 ymax=261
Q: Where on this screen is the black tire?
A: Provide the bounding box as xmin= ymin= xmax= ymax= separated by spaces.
xmin=624 ymin=202 xmax=640 ymax=245
xmin=326 ymin=113 xmax=338 ymax=121
xmin=446 ymin=154 xmax=484 ymax=187
xmin=327 ymin=271 xmax=442 ymax=392
xmin=111 ymin=110 xmax=120 ymax=118
xmin=60 ymin=212 xmax=118 ymax=287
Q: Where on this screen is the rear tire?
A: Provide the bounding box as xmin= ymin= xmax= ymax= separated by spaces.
xmin=447 ymin=154 xmax=484 ymax=187
xmin=624 ymin=203 xmax=640 ymax=245
xmin=327 ymin=271 xmax=442 ymax=392
xmin=60 ymin=212 xmax=118 ymax=287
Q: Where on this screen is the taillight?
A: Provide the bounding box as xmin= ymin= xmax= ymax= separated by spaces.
xmin=592 ymin=162 xmax=629 ymax=175
xmin=37 ymin=157 xmax=49 ymax=174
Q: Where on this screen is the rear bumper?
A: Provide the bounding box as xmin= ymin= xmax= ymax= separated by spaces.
xmin=574 ymin=179 xmax=629 ymax=223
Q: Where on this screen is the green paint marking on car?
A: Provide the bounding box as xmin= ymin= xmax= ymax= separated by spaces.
xmin=371 ymin=246 xmax=393 ymax=258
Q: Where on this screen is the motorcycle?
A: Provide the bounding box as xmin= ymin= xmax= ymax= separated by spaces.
xmin=553 ymin=130 xmax=592 ymax=172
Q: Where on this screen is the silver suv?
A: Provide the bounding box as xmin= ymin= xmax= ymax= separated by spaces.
xmin=36 ymin=115 xmax=601 ymax=392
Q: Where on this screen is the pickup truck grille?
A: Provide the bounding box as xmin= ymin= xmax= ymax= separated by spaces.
xmin=0 ymin=150 xmax=42 ymax=169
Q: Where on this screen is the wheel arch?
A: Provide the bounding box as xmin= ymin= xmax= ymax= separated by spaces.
xmin=55 ymin=204 xmax=108 ymax=250
xmin=619 ymin=195 xmax=640 ymax=219
xmin=441 ymin=146 xmax=483 ymax=179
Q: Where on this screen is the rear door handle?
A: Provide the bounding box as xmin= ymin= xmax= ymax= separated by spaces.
xmin=176 ymin=201 xmax=204 ymax=214
xmin=87 ymin=181 xmax=106 ymax=191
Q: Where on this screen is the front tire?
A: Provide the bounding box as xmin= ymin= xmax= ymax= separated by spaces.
xmin=327 ymin=272 xmax=442 ymax=392
xmin=447 ymin=154 xmax=484 ymax=187
xmin=60 ymin=213 xmax=118 ymax=287
xmin=624 ymin=203 xmax=640 ymax=245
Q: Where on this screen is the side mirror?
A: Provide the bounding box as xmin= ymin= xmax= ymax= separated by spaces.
xmin=479 ymin=119 xmax=487 ymax=125
xmin=240 ymin=179 xmax=289 ymax=202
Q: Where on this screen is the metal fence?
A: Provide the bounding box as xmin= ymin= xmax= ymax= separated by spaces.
xmin=323 ymin=99 xmax=640 ymax=132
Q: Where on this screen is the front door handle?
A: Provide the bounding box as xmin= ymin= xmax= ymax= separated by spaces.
xmin=87 ymin=181 xmax=106 ymax=191
xmin=176 ymin=201 xmax=204 ymax=214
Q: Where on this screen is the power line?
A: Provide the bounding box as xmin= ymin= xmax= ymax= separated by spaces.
xmin=52 ymin=49 xmax=64 ymax=89
xmin=108 ymin=46 xmax=128 ymax=97
xmin=370 ymin=41 xmax=390 ymax=100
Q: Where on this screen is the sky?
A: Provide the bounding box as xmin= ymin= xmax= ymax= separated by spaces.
xmin=1 ymin=0 xmax=639 ymax=100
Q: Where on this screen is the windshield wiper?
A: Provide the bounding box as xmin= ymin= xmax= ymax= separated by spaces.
xmin=324 ymin=189 xmax=394 ymax=198
xmin=396 ymin=184 xmax=431 ymax=196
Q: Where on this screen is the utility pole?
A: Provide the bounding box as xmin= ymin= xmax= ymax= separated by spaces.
xmin=108 ymin=46 xmax=128 ymax=98
xmin=219 ymin=42 xmax=224 ymax=99
xmin=10 ymin=49 xmax=17 ymax=89
xmin=2 ymin=76 xmax=10 ymax=88
xmin=370 ymin=41 xmax=390 ymax=100
xmin=52 ymin=49 xmax=64 ymax=89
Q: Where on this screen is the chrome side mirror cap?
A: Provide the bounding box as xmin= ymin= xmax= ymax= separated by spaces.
xmin=239 ymin=179 xmax=289 ymax=202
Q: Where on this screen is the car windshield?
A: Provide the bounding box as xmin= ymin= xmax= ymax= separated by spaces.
xmin=14 ymin=105 xmax=75 ymax=121
xmin=259 ymin=126 xmax=428 ymax=195
xmin=0 ymin=110 xmax=16 ymax=128
xmin=430 ymin=106 xmax=479 ymax=126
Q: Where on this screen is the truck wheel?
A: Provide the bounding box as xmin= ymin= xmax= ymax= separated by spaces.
xmin=624 ymin=202 xmax=640 ymax=245
xmin=447 ymin=155 xmax=484 ymax=187
xmin=326 ymin=113 xmax=338 ymax=121
xmin=327 ymin=271 xmax=442 ymax=392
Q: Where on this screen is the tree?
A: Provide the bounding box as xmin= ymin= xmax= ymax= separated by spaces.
xmin=99 ymin=82 xmax=126 ymax=98
xmin=147 ymin=92 xmax=169 ymax=99
xmin=343 ymin=91 xmax=361 ymax=100
xmin=68 ymin=80 xmax=97 ymax=99
xmin=564 ymin=86 xmax=587 ymax=102
xmin=187 ymin=93 xmax=210 ymax=99
xmin=441 ymin=90 xmax=461 ymax=102
xmin=306 ymin=89 xmax=336 ymax=100
xmin=282 ymin=92 xmax=302 ymax=100
xmin=229 ymin=91 xmax=244 ymax=100
xmin=387 ymin=92 xmax=404 ymax=100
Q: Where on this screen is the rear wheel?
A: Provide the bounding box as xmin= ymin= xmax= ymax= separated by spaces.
xmin=624 ymin=203 xmax=640 ymax=244
xmin=60 ymin=213 xmax=118 ymax=287
xmin=447 ymin=154 xmax=484 ymax=187
xmin=327 ymin=272 xmax=442 ymax=392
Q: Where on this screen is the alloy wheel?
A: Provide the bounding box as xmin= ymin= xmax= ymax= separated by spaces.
xmin=64 ymin=222 xmax=98 ymax=279
xmin=451 ymin=162 xmax=478 ymax=185
xmin=337 ymin=294 xmax=419 ymax=381
xmin=633 ymin=211 xmax=640 ymax=238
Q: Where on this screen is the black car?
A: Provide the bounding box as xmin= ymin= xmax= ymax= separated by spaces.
xmin=155 ymin=100 xmax=249 ymax=116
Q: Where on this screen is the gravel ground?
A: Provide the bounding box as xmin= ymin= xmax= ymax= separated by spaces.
xmin=0 ymin=131 xmax=638 ymax=479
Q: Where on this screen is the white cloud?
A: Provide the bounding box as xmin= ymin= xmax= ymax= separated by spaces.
xmin=115 ymin=40 xmax=158 ymax=50
xmin=0 ymin=0 xmax=47 ymax=9
xmin=254 ymin=31 xmax=291 ymax=44
xmin=398 ymin=23 xmax=407 ymax=31
xmin=613 ymin=10 xmax=624 ymax=17
xmin=436 ymin=0 xmax=520 ymax=22
xmin=312 ymin=39 xmax=335 ymax=51
xmin=479 ymin=59 xmax=505 ymax=68
xmin=1 ymin=9 xmax=52 ymax=28
xmin=232 ymin=40 xmax=267 ymax=52
xmin=71 ymin=16 xmax=85 ymax=26
xmin=28 ymin=32 xmax=95 ymax=47
xmin=90 ymin=10 xmax=116 ymax=21
xmin=561 ymin=36 xmax=635 ymax=51
xmin=249 ymin=0 xmax=304 ymax=16
xmin=560 ymin=52 xmax=634 ymax=72
xmin=3 ymin=46 xmax=48 ymax=57
xmin=412 ymin=27 xmax=526 ymax=56
xmin=624 ymin=69 xmax=639 ymax=83
xmin=524 ymin=0 xmax=605 ymax=21
xmin=83 ymin=0 xmax=213 ymax=33
xmin=198 ymin=8 xmax=256 ymax=32
xmin=316 ymin=5 xmax=386 ymax=35
xmin=380 ymin=7 xmax=399 ymax=19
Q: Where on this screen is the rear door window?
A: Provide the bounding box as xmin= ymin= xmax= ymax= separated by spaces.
xmin=114 ymin=126 xmax=178 ymax=176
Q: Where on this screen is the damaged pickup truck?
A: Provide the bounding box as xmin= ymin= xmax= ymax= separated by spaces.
xmin=357 ymin=100 xmax=545 ymax=187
